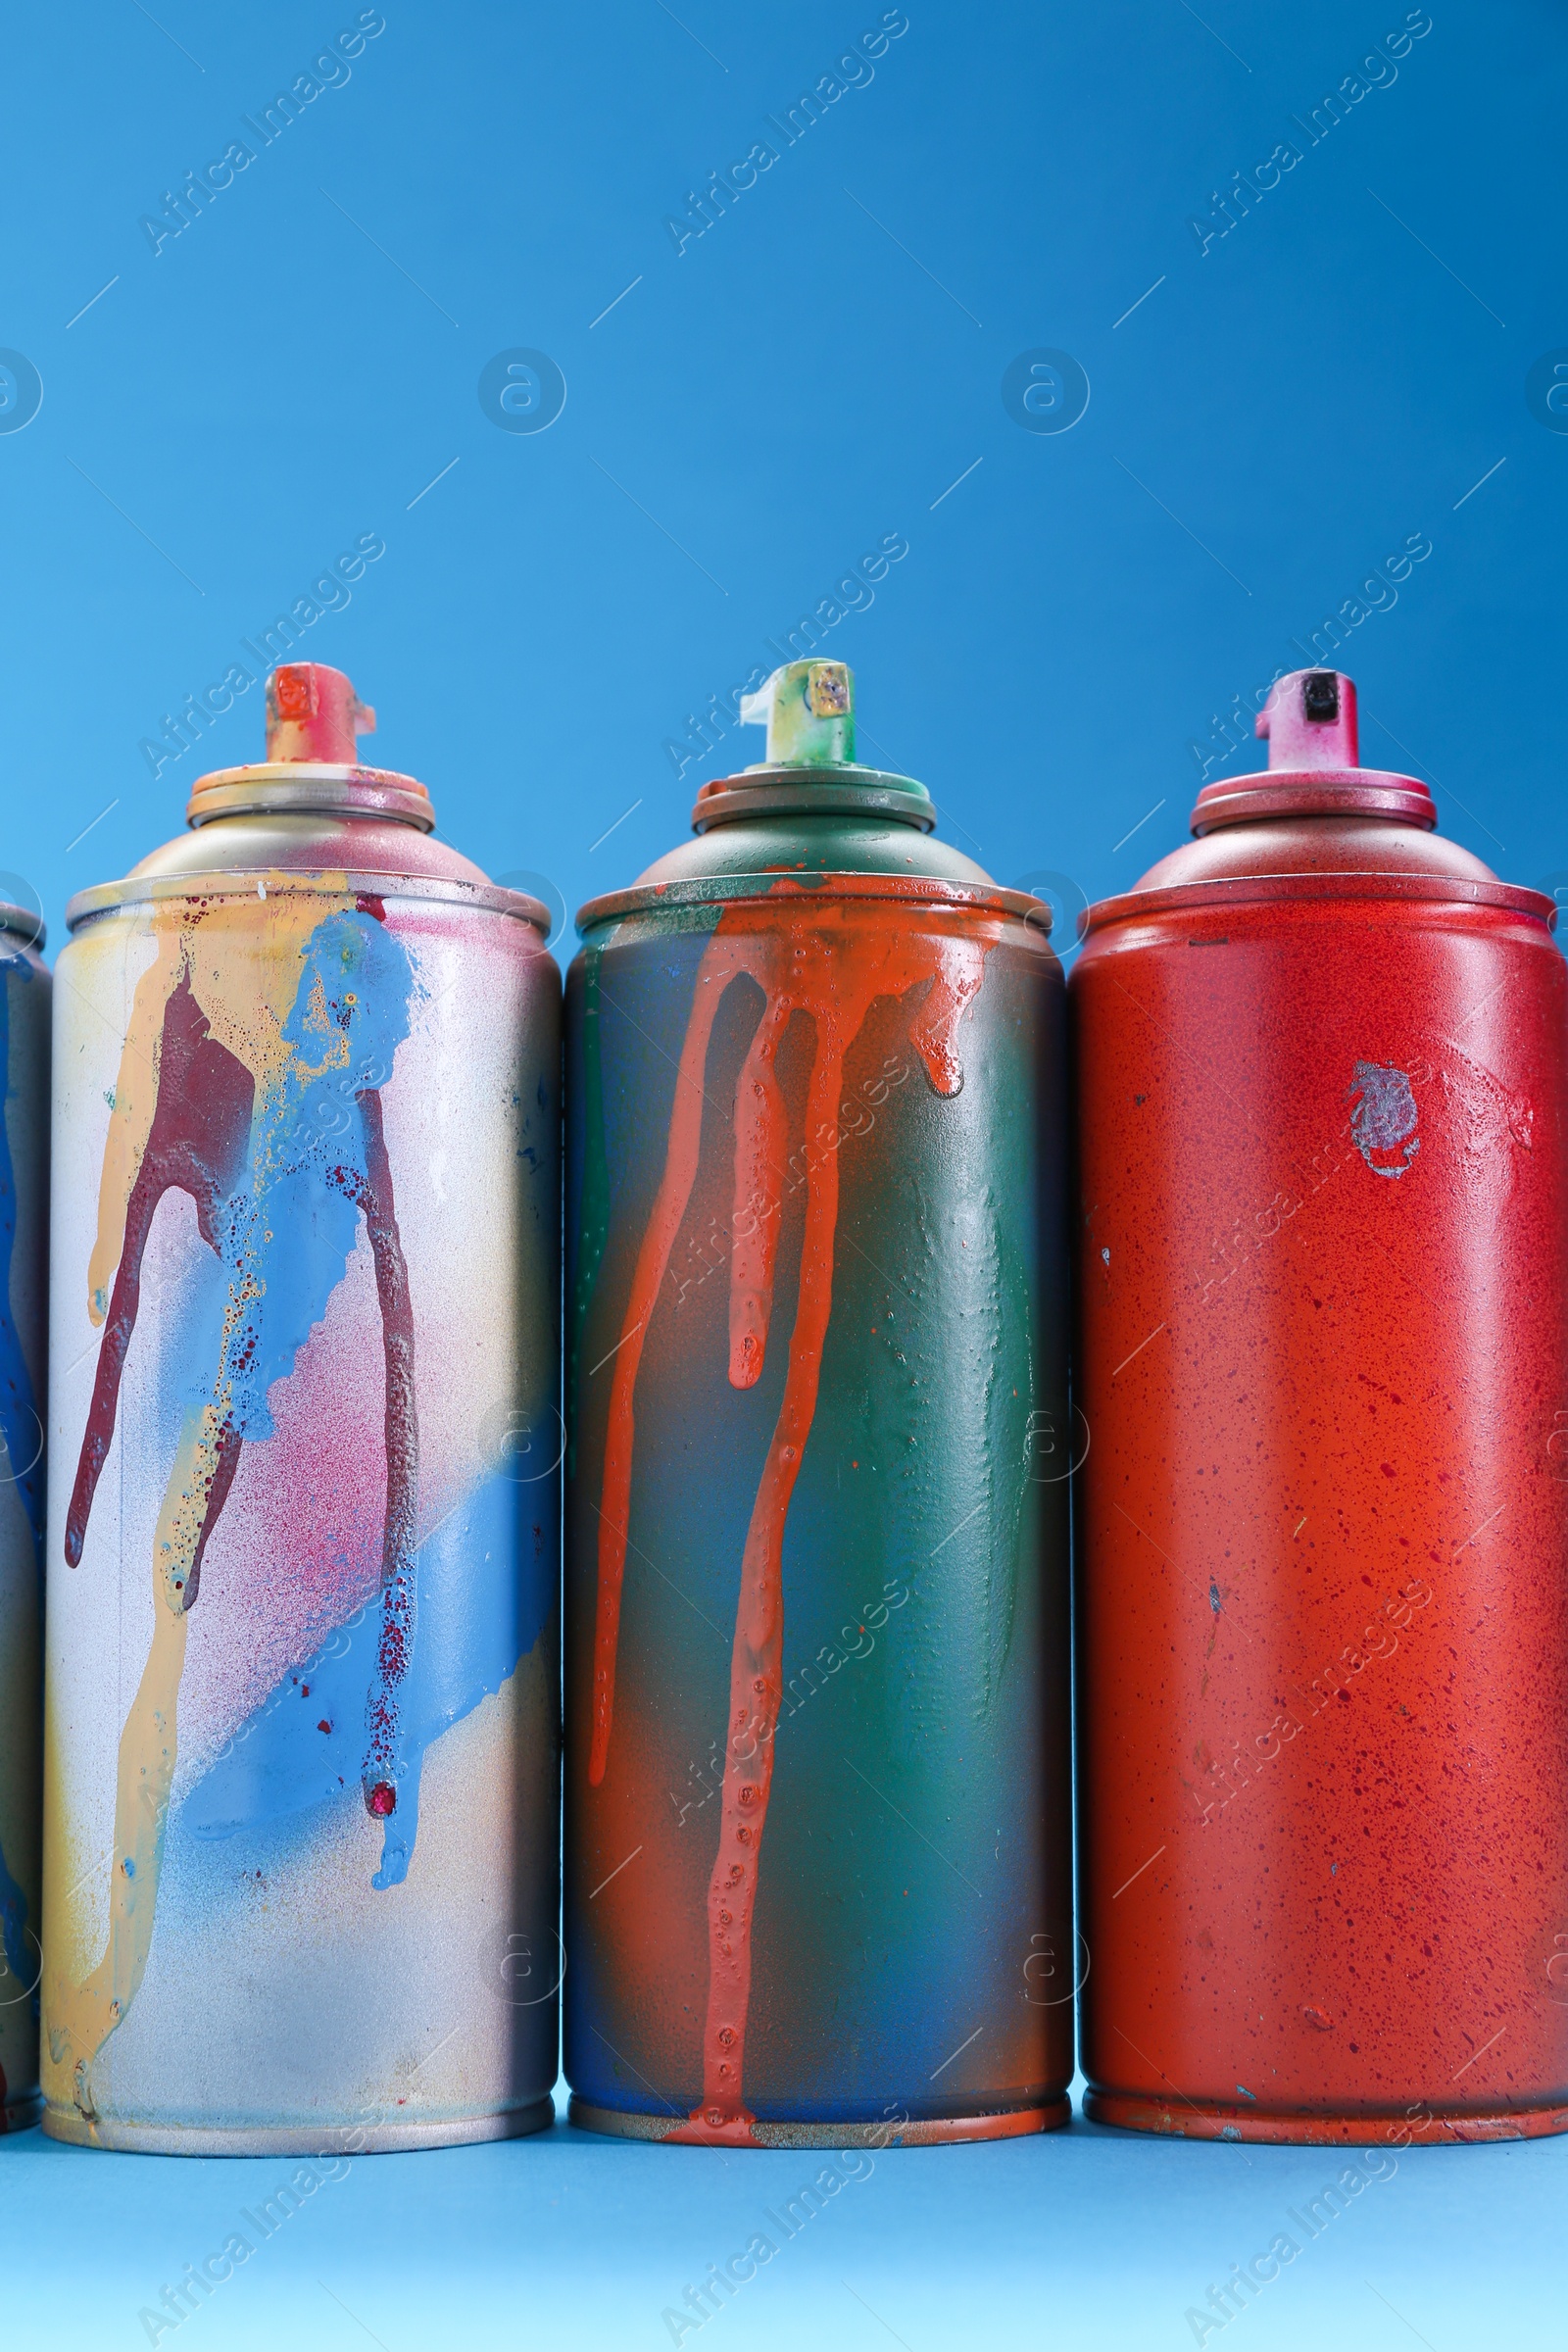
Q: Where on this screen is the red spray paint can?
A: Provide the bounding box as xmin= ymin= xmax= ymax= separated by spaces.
xmin=1073 ymin=667 xmax=1568 ymax=2143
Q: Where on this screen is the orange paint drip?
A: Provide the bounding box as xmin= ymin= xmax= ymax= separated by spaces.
xmin=591 ymin=896 xmax=995 ymax=2136
xmin=728 ymin=994 xmax=791 ymax=1389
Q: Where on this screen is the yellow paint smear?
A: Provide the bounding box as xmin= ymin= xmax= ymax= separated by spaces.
xmin=45 ymin=1413 xmax=210 ymax=2124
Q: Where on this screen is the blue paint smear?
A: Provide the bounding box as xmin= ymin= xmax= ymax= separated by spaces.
xmin=0 ymin=955 xmax=43 ymax=1571
xmin=0 ymin=1830 xmax=34 ymax=2022
xmin=180 ymin=1470 xmax=554 ymax=1886
xmin=187 ymin=909 xmax=416 ymax=1438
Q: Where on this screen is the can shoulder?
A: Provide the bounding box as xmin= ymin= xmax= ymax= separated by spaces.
xmin=629 ymin=814 xmax=996 ymax=892
xmin=1130 ymin=817 xmax=1499 ymax=894
xmin=1072 ymin=826 xmax=1552 ymax=975
xmin=121 ymin=813 xmax=494 ymax=890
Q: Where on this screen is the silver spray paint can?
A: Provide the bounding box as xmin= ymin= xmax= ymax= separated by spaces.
xmin=41 ymin=663 xmax=561 ymax=2152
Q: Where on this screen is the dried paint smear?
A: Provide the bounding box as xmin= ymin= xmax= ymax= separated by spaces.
xmin=1348 ymin=1061 xmax=1419 ymax=1179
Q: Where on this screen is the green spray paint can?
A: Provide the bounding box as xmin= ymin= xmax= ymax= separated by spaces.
xmin=564 ymin=661 xmax=1074 ymax=2145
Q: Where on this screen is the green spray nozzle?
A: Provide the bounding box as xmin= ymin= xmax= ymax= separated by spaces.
xmin=739 ymin=661 xmax=856 ymax=767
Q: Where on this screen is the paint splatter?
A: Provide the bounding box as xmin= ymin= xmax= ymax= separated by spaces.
xmin=1347 ymin=1061 xmax=1419 ymax=1180
xmin=70 ymin=915 xmax=416 ymax=1612
xmin=588 ymin=892 xmax=995 ymax=2140
xmin=182 ymin=1469 xmax=553 ymax=1870
xmin=54 ymin=902 xmax=420 ymax=2116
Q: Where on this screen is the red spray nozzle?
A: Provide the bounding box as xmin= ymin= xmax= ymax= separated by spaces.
xmin=265 ymin=663 xmax=376 ymax=764
xmin=1256 ymin=669 xmax=1358 ymax=770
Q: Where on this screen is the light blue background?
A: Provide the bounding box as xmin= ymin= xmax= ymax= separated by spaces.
xmin=5 ymin=2092 xmax=1565 ymax=2351
xmin=3 ymin=1 xmax=1564 ymax=2343
xmin=3 ymin=0 xmax=1564 ymax=954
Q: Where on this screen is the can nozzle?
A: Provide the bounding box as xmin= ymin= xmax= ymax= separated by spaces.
xmin=265 ymin=663 xmax=377 ymax=764
xmin=1255 ymin=669 xmax=1358 ymax=770
xmin=739 ymin=660 xmax=855 ymax=766
xmin=1191 ymin=663 xmax=1432 ymax=837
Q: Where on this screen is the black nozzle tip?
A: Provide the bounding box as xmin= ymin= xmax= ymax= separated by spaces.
xmin=1303 ymin=672 xmax=1340 ymax=723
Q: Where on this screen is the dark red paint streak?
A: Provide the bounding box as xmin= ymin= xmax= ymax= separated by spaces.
xmin=66 ymin=969 xmax=255 ymax=1584
xmin=335 ymin=1087 xmax=418 ymax=1821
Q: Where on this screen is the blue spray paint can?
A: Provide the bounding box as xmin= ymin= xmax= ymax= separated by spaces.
xmin=0 ymin=896 xmax=48 ymax=2132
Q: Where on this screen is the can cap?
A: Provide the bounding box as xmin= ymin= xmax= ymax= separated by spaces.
xmin=1190 ymin=669 xmax=1436 ymax=835
xmin=186 ymin=662 xmax=433 ymax=832
xmin=265 ymin=662 xmax=376 ymax=763
xmin=691 ymin=662 xmax=936 ymax=832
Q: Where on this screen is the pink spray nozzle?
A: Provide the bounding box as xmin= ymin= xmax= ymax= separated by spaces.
xmin=1255 ymin=669 xmax=1358 ymax=770
xmin=265 ymin=663 xmax=376 ymax=764
xmin=1189 ymin=664 xmax=1433 ymax=836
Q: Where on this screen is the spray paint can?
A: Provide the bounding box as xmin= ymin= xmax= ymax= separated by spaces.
xmin=41 ymin=663 xmax=561 ymax=2152
xmin=0 ymin=896 xmax=49 ymax=2132
xmin=1074 ymin=667 xmax=1568 ymax=2142
xmin=564 ymin=661 xmax=1073 ymax=2145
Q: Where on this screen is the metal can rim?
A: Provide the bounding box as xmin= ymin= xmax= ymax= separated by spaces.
xmin=691 ymin=776 xmax=937 ymax=835
xmin=0 ymin=901 xmax=45 ymax=953
xmin=1190 ymin=770 xmax=1435 ymax=835
xmin=64 ymin=868 xmax=553 ymax=937
xmin=1081 ymin=869 xmax=1556 ymax=940
xmin=574 ymin=869 xmax=1054 ymax=938
xmin=186 ymin=770 xmax=435 ymax=832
